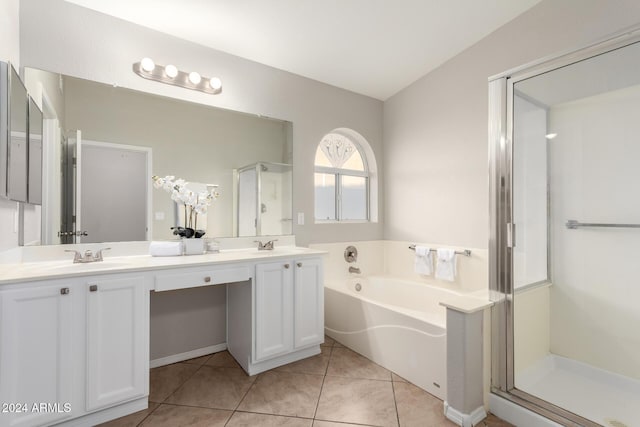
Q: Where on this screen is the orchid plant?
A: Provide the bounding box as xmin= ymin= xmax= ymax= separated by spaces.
xmin=152 ymin=175 xmax=220 ymax=238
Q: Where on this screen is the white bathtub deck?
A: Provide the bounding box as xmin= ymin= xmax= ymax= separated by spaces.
xmin=516 ymin=354 xmax=640 ymax=427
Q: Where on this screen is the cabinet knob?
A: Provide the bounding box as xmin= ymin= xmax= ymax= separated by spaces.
xmin=284 ymin=263 xmax=290 ymax=269
xmin=297 ymin=262 xmax=302 ymax=267
xmin=204 ymin=276 xmax=211 ymax=283
xmin=60 ymin=287 xmax=70 ymax=295
xmin=89 ymin=284 xmax=98 ymax=292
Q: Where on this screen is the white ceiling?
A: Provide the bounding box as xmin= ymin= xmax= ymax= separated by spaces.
xmin=65 ymin=0 xmax=542 ymax=100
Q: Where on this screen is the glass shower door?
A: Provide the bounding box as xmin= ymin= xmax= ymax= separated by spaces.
xmin=492 ymin=33 xmax=640 ymax=427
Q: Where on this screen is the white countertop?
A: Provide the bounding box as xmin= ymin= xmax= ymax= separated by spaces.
xmin=0 ymin=246 xmax=327 ymax=285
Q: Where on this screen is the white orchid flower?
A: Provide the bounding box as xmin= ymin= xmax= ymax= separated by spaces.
xmin=152 ymin=175 xmax=221 ymax=232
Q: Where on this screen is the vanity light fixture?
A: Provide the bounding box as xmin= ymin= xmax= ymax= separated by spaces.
xmin=132 ymin=58 xmax=222 ymax=94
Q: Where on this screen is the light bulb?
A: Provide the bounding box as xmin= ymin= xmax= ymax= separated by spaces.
xmin=141 ymin=57 xmax=155 ymax=72
xmin=209 ymin=77 xmax=222 ymax=90
xmin=188 ymin=71 xmax=201 ymax=85
xmin=165 ymin=64 xmax=178 ymax=78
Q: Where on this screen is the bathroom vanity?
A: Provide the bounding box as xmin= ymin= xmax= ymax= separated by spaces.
xmin=0 ymin=245 xmax=325 ymax=427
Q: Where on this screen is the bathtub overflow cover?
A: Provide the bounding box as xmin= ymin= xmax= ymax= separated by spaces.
xmin=355 ymin=283 xmax=362 ymax=292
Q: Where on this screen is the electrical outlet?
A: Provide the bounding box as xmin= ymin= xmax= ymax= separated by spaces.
xmin=155 ymin=211 xmax=165 ymax=221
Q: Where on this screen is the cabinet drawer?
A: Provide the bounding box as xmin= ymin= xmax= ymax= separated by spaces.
xmin=155 ymin=266 xmax=251 ymax=291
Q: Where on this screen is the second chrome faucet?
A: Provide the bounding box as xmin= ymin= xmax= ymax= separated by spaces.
xmin=255 ymin=239 xmax=277 ymax=250
xmin=65 ymin=248 xmax=111 ymax=263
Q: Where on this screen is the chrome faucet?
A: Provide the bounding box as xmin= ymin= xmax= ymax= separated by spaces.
xmin=349 ymin=266 xmax=361 ymax=274
xmin=65 ymin=248 xmax=111 ymax=263
xmin=254 ymin=239 xmax=277 ymax=251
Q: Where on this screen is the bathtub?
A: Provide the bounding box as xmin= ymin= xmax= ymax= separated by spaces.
xmin=325 ymin=275 xmax=463 ymax=400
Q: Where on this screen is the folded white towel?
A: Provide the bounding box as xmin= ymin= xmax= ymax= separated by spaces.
xmin=149 ymin=241 xmax=183 ymax=257
xmin=414 ymin=245 xmax=433 ymax=275
xmin=436 ymin=248 xmax=456 ymax=281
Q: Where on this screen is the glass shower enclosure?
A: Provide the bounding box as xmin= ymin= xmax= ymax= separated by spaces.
xmin=236 ymin=161 xmax=292 ymax=237
xmin=489 ymin=28 xmax=640 ymax=426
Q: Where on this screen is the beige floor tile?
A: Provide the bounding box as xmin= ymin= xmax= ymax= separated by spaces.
xmin=237 ymin=370 xmax=324 ymax=418
xmin=227 ymin=411 xmax=313 ymax=427
xmin=391 ymin=373 xmax=408 ymax=383
xmin=96 ymin=402 xmax=159 ymax=427
xmin=165 ymin=366 xmax=256 ymax=410
xmin=393 ymin=381 xmax=455 ymax=427
xmin=276 ymin=346 xmax=331 ymax=375
xmin=181 ymin=354 xmax=211 ymax=365
xmin=204 ymin=350 xmax=242 ymax=368
xmin=313 ymin=421 xmax=377 ymax=427
xmin=326 ymin=347 xmax=391 ymax=381
xmin=149 ymin=363 xmax=199 ymax=403
xmin=139 ymin=404 xmax=231 ymax=426
xmin=316 ymin=376 xmax=398 ymax=427
xmin=321 ymin=335 xmax=335 ymax=347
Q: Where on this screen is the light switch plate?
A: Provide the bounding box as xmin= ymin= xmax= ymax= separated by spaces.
xmin=155 ymin=211 xmax=165 ymax=221
xmin=297 ymin=212 xmax=305 ymax=225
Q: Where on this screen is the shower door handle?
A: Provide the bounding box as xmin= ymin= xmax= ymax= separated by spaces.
xmin=507 ymin=223 xmax=516 ymax=248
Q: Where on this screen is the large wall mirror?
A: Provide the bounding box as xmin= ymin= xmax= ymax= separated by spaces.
xmin=25 ymin=68 xmax=293 ymax=245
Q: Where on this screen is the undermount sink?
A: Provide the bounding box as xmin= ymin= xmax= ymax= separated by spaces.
xmin=253 ymin=247 xmax=307 ymax=255
xmin=37 ymin=260 xmax=131 ymax=272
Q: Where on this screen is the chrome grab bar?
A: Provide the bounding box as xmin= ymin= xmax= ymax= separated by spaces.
xmin=566 ymin=220 xmax=640 ymax=229
xmin=408 ymin=245 xmax=471 ymax=257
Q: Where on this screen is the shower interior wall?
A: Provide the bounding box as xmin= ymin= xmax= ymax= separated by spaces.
xmin=513 ymin=83 xmax=640 ymax=382
xmin=547 ymin=84 xmax=640 ymax=381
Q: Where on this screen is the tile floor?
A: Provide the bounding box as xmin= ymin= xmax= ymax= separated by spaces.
xmin=100 ymin=337 xmax=513 ymax=427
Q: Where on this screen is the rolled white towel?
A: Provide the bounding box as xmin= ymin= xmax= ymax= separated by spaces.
xmin=149 ymin=241 xmax=183 ymax=257
xmin=435 ymin=248 xmax=456 ymax=281
xmin=414 ymin=245 xmax=433 ymax=275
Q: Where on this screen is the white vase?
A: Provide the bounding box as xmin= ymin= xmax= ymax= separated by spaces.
xmin=183 ymin=238 xmax=205 ymax=255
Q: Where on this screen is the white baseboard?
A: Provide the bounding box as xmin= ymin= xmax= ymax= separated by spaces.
xmin=444 ymin=401 xmax=487 ymax=427
xmin=245 ymin=345 xmax=321 ymax=376
xmin=150 ymin=343 xmax=227 ymax=368
xmin=489 ymin=393 xmax=563 ymax=427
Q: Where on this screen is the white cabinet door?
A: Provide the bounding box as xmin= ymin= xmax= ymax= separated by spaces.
xmin=254 ymin=261 xmax=293 ymax=361
xmin=85 ymin=275 xmax=148 ymax=411
xmin=294 ymin=258 xmax=324 ymax=349
xmin=0 ymin=285 xmax=74 ymax=427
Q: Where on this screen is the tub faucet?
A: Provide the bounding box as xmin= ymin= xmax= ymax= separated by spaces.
xmin=349 ymin=266 xmax=361 ymax=274
xmin=254 ymin=239 xmax=277 ymax=250
xmin=65 ymin=248 xmax=111 ymax=263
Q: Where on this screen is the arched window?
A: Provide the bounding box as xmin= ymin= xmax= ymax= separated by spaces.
xmin=314 ymin=129 xmax=376 ymax=222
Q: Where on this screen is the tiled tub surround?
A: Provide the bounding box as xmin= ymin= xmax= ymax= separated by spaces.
xmin=310 ymin=240 xmax=488 ymax=293
xmin=101 ymin=338 xmax=512 ymax=427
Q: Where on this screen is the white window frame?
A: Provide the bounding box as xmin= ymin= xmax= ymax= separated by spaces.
xmin=314 ymin=136 xmax=371 ymax=223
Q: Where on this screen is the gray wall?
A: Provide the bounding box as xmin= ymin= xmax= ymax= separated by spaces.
xmin=150 ymin=286 xmax=227 ymax=360
xmin=383 ymin=0 xmax=640 ymax=249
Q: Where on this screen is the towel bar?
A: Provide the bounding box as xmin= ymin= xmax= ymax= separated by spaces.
xmin=566 ymin=219 xmax=640 ymax=229
xmin=408 ymin=245 xmax=471 ymax=257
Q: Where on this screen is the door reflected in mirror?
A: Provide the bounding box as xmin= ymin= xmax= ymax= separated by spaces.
xmin=25 ymin=68 xmax=293 ymax=245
